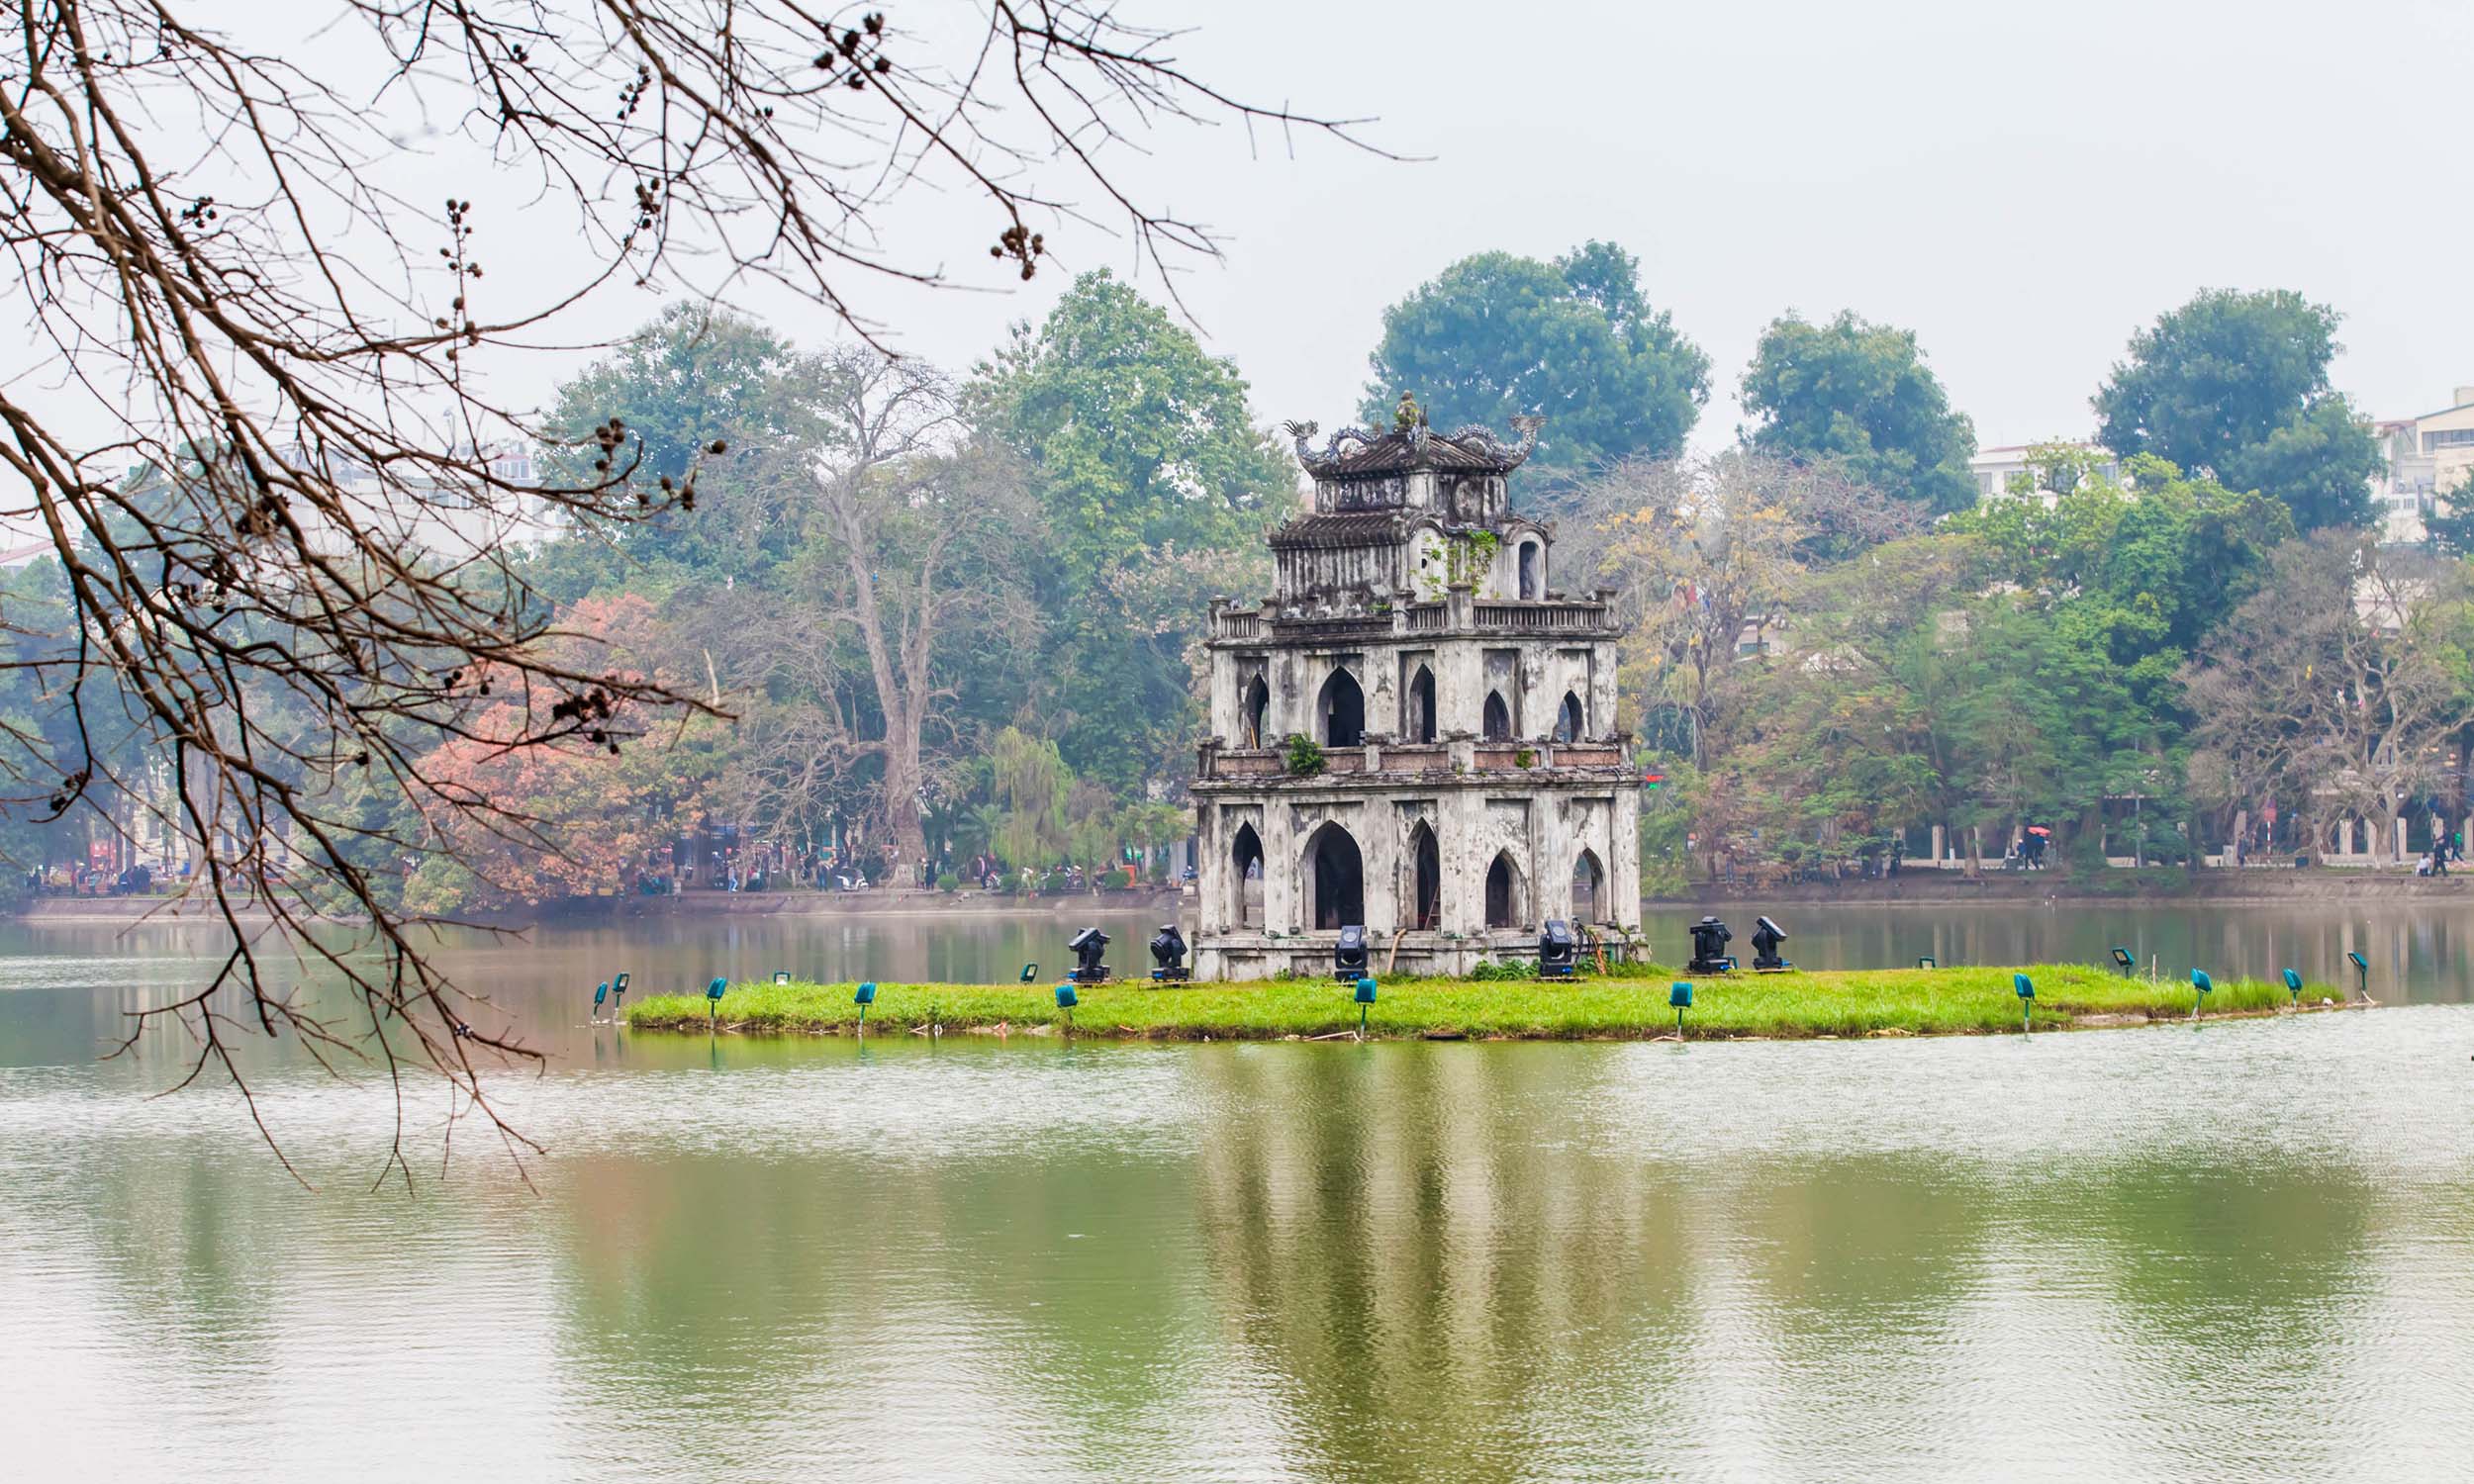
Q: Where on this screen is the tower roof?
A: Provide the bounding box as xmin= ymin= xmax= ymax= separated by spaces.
xmin=1284 ymin=417 xmax=1542 ymax=480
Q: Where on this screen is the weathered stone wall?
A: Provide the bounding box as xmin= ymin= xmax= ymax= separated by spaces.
xmin=1211 ymin=626 xmax=1615 ymax=751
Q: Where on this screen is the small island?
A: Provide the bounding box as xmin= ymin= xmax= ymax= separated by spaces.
xmin=627 ymin=964 xmax=2356 ymax=1043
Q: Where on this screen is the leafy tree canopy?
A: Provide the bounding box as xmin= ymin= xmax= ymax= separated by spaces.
xmin=1362 ymin=242 xmax=1709 ymax=497
xmin=2093 ymin=288 xmax=2382 ymax=532
xmin=1948 ymin=453 xmax=2294 ymax=698
xmin=1738 ymin=311 xmax=1978 ymax=515
xmin=530 ymin=305 xmax=815 ymax=599
xmin=972 ymin=269 xmax=1291 ymax=793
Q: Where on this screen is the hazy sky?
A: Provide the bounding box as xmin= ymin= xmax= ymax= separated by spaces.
xmin=48 ymin=0 xmax=2474 ymax=471
xmin=803 ymin=0 xmax=2474 ymax=452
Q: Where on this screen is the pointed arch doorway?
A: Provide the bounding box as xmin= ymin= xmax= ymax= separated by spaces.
xmin=1319 ymin=669 xmax=1365 ymax=747
xmin=1303 ymin=822 xmax=1365 ymax=929
xmin=1231 ymin=821 xmax=1265 ymax=929
xmin=1484 ymin=850 xmax=1524 ymax=929
xmin=1405 ymin=819 xmax=1441 ymax=929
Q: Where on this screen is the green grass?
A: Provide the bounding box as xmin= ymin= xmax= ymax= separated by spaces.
xmin=623 ymin=963 xmax=2353 ymax=1042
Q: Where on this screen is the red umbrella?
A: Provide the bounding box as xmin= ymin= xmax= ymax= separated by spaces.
xmin=2027 ymin=826 xmax=2051 ymax=836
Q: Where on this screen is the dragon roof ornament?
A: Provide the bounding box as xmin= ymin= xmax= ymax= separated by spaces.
xmin=1280 ymin=415 xmax=1543 ymax=478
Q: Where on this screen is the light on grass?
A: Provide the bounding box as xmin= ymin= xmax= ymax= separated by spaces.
xmin=2190 ymin=969 xmax=2213 ymax=1018
xmin=1539 ymin=920 xmax=1576 ymax=978
xmin=2283 ymin=968 xmax=2303 ymax=1006
xmin=2014 ymin=973 xmax=2034 ymax=1034
xmin=2347 ymin=951 xmax=2369 ymax=1000
xmin=592 ymin=980 xmax=609 ymax=1020
xmin=1669 ymin=979 xmax=1692 ymax=1037
xmin=854 ymin=980 xmax=877 ymax=1036
xmin=773 ymin=970 xmax=791 ymax=985
xmin=1069 ymin=927 xmax=1110 ymax=984
xmin=706 ymin=975 xmax=727 ymax=1030
xmin=1354 ymin=974 xmax=1377 ymax=1040
xmin=2111 ymin=947 xmax=2135 ymax=976
xmin=1055 ymin=980 xmax=1079 ymax=1034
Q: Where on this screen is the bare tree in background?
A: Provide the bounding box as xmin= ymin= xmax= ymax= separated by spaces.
xmin=692 ymin=346 xmax=1039 ymax=879
xmin=2183 ymin=534 xmax=2474 ymax=868
xmin=1573 ymin=450 xmax=1923 ymax=756
xmin=0 ymin=0 xmax=1373 ymax=1181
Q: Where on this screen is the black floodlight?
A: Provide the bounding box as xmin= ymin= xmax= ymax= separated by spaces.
xmin=1150 ymin=924 xmax=1189 ymax=982
xmin=1333 ymin=924 xmax=1370 ymax=980
xmin=1539 ymin=919 xmax=1576 ymax=977
xmin=1687 ymin=915 xmax=1734 ymax=974
xmin=1068 ymin=926 xmax=1111 ymax=984
xmin=1750 ymin=916 xmax=1789 ymax=972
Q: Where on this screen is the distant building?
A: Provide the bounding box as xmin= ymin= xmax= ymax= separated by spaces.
xmin=1968 ymin=441 xmax=2123 ymax=509
xmin=2368 ymin=386 xmax=2474 ymax=545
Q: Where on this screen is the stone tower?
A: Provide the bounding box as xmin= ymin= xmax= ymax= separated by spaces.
xmin=1190 ymin=413 xmax=1643 ymax=980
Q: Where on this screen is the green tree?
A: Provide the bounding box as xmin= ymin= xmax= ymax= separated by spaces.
xmin=1362 ymin=243 xmax=1709 ymax=497
xmin=988 ymin=726 xmax=1072 ymax=870
xmin=1739 ymin=311 xmax=1978 ymax=515
xmin=528 ymin=306 xmax=814 ymax=601
xmin=2426 ymin=472 xmax=2474 ymax=557
xmin=973 ymin=270 xmax=1294 ymax=795
xmin=2093 ymin=289 xmax=2382 ymax=532
xmin=1948 ymin=454 xmax=2293 ymax=701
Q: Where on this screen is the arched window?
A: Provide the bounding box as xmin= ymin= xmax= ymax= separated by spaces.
xmin=1517 ymin=540 xmax=1541 ymax=601
xmin=1303 ymin=822 xmax=1365 ymax=930
xmin=1484 ymin=850 xmax=1524 ymax=929
xmin=1242 ymin=675 xmax=1269 ymax=750
xmin=1231 ymin=822 xmax=1265 ymax=929
xmin=1554 ymin=691 xmax=1584 ymax=743
xmin=1319 ymin=668 xmax=1365 ymax=748
xmin=1481 ymin=691 xmax=1512 ymax=742
xmin=1407 ymin=665 xmax=1437 ymax=744
xmin=1571 ymin=849 xmax=1604 ymax=924
xmin=1406 ymin=819 xmax=1441 ymax=930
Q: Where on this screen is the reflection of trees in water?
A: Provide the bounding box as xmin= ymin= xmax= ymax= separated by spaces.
xmin=2024 ymin=1159 xmax=2374 ymax=1479
xmin=1179 ymin=1046 xmax=2383 ymax=1479
xmin=9 ymin=1038 xmax=2396 ymax=1477
xmin=1187 ymin=1045 xmax=1699 ymax=1479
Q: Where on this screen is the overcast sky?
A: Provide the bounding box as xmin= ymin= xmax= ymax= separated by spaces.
xmin=796 ymin=0 xmax=2474 ymax=452
xmin=67 ymin=0 xmax=2474 ymax=470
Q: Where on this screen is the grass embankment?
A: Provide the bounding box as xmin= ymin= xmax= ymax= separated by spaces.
xmin=623 ymin=963 xmax=2351 ymax=1042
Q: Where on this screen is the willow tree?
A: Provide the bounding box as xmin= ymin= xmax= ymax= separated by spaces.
xmin=0 ymin=0 xmax=1370 ymax=1177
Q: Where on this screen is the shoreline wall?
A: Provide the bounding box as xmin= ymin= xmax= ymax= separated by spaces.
xmin=1659 ymin=872 xmax=2474 ymax=906
xmin=17 ymin=870 xmax=2469 ymax=927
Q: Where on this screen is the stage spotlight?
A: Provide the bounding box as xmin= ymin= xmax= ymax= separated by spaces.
xmin=1150 ymin=924 xmax=1189 ymax=982
xmin=1750 ymin=916 xmax=1789 ymax=972
xmin=1687 ymin=915 xmax=1735 ymax=974
xmin=1068 ymin=926 xmax=1111 ymax=984
xmin=1333 ymin=924 xmax=1369 ymax=981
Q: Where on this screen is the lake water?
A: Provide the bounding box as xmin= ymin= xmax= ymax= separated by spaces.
xmin=5 ymin=902 xmax=2473 ymax=1480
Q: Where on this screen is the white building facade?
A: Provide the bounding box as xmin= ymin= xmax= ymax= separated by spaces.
xmin=1190 ymin=414 xmax=1643 ymax=980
